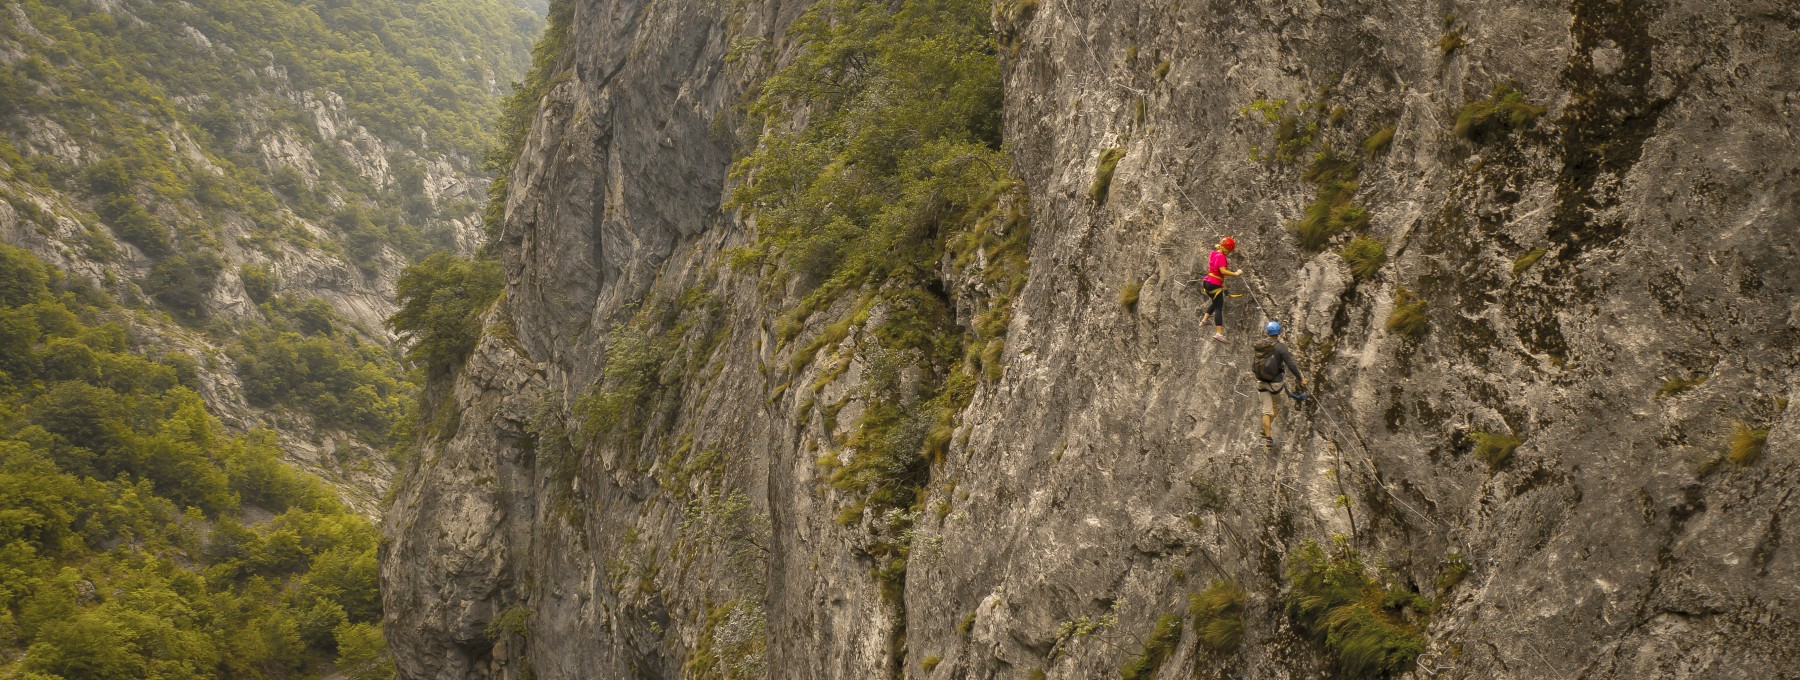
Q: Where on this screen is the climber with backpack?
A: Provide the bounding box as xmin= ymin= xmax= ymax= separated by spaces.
xmin=1251 ymin=321 xmax=1305 ymax=447
xmin=1200 ymin=237 xmax=1239 ymax=343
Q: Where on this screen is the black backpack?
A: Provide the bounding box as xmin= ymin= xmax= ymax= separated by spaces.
xmin=1251 ymin=338 xmax=1281 ymax=382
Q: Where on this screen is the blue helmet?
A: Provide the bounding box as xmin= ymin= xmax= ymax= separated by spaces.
xmin=1266 ymin=321 xmax=1282 ymax=336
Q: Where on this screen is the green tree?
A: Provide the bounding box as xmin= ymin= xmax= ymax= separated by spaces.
xmin=388 ymin=252 xmax=503 ymax=373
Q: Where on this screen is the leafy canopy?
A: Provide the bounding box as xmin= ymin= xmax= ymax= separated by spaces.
xmin=389 ymin=252 xmax=504 ymax=374
xmin=0 ymin=244 xmax=394 ymax=678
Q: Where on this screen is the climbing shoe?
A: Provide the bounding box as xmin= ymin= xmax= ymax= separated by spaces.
xmin=1212 ymin=332 xmax=1227 ymax=343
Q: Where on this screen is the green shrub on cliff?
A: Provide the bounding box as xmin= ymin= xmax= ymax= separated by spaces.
xmin=1118 ymin=613 xmax=1184 ymax=679
xmin=1090 ymin=147 xmax=1127 ymax=206
xmin=1467 ymin=431 xmax=1521 ymax=471
xmin=727 ymin=0 xmax=1007 ymax=293
xmin=389 ymin=252 xmax=504 ymax=374
xmin=1339 ymin=235 xmax=1387 ymax=279
xmin=1191 ymin=579 xmax=1247 ymax=653
xmin=1386 ymin=288 xmax=1429 ymax=340
xmin=1286 ymin=538 xmax=1426 ymax=678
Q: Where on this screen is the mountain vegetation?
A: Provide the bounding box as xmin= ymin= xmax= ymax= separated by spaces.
xmin=0 ymin=244 xmax=389 ymax=679
xmin=1 ymin=0 xmax=545 ymax=676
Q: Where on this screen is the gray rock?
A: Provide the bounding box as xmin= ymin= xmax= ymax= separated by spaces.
xmin=383 ymin=0 xmax=1800 ymax=678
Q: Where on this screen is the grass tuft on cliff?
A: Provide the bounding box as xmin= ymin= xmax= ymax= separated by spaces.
xmin=1436 ymin=551 xmax=1471 ymax=593
xmin=1439 ymin=29 xmax=1466 ymax=54
xmin=1339 ymin=236 xmax=1387 ymax=279
xmin=1120 ymin=280 xmax=1142 ymax=312
xmin=1090 ymin=147 xmax=1127 ymax=206
xmin=1512 ymin=246 xmax=1548 ymax=275
xmin=1729 ymin=423 xmax=1768 ymax=466
xmin=1386 ymin=288 xmax=1429 ymax=340
xmin=1467 ymin=431 xmax=1522 ymax=471
xmin=1454 ymin=82 xmax=1547 ymax=143
xmin=1363 ymin=126 xmax=1397 ymax=158
xmin=1286 ymin=537 xmax=1427 ymax=678
xmin=1190 ymin=579 xmax=1247 ymax=654
xmin=1290 ymin=150 xmax=1369 ymax=252
xmin=1118 ymin=613 xmax=1184 ymax=679
xmin=1655 ymin=376 xmax=1707 ymax=398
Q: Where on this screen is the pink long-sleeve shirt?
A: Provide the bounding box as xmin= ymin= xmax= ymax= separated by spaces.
xmin=1204 ymin=250 xmax=1229 ymax=285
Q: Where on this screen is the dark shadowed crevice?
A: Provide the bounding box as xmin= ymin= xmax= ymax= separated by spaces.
xmin=1548 ymin=0 xmax=1672 ymax=258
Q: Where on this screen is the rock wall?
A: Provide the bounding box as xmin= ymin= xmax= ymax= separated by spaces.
xmin=382 ymin=0 xmax=1800 ymax=677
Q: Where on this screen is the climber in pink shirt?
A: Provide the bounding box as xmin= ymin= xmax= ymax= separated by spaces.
xmin=1200 ymin=237 xmax=1239 ymax=342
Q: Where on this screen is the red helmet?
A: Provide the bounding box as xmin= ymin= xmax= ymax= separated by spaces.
xmin=1219 ymin=237 xmax=1236 ymax=251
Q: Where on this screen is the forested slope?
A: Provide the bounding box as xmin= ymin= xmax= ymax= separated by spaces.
xmin=0 ymin=0 xmax=540 ymax=509
xmin=0 ymin=0 xmax=543 ymax=677
xmin=0 ymin=243 xmax=389 ymax=678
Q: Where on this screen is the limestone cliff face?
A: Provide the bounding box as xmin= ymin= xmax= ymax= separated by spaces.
xmin=382 ymin=1 xmax=1800 ymax=678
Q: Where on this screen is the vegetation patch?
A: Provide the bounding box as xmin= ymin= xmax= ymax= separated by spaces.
xmin=1120 ymin=280 xmax=1142 ymax=312
xmin=1467 ymin=431 xmax=1522 ymax=471
xmin=1438 ymin=29 xmax=1466 ymax=54
xmin=1291 ymin=151 xmax=1370 ymax=252
xmin=732 ymin=0 xmax=1021 ymax=619
xmin=1243 ymin=98 xmax=1324 ymax=163
xmin=1729 ymin=423 xmax=1768 ymax=466
xmin=1286 ymin=538 xmax=1427 ymax=678
xmin=1386 ymin=288 xmax=1429 ymax=340
xmin=1436 ymin=551 xmax=1470 ymax=593
xmin=1090 ymin=147 xmax=1127 ymax=206
xmin=685 ymin=599 xmax=768 ymax=680
xmin=1362 ymin=125 xmax=1396 ymax=158
xmin=1655 ymin=376 xmax=1707 ymax=398
xmin=1190 ymin=579 xmax=1247 ymax=654
xmin=486 ymin=0 xmax=573 ymax=243
xmin=1339 ymin=236 xmax=1388 ymax=279
xmin=0 ymin=243 xmax=392 ymax=678
xmin=488 ymin=606 xmax=532 ymax=639
xmin=921 ymin=654 xmax=943 ymax=671
xmin=579 ymin=289 xmax=724 ymax=449
xmin=389 ymin=252 xmax=505 ymax=376
xmin=1118 ymin=613 xmax=1184 ymax=680
xmin=1512 ymin=247 xmax=1548 ymax=275
xmin=1050 ymin=609 xmax=1117 ymax=662
xmin=1244 ymin=97 xmax=1378 ymax=253
xmin=235 ymin=296 xmax=413 ymax=442
xmin=995 ymin=0 xmax=1039 ymax=52
xmin=1454 ymin=82 xmax=1547 ymax=143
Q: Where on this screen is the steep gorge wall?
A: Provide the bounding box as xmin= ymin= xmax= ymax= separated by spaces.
xmin=383 ymin=0 xmax=1800 ymax=678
